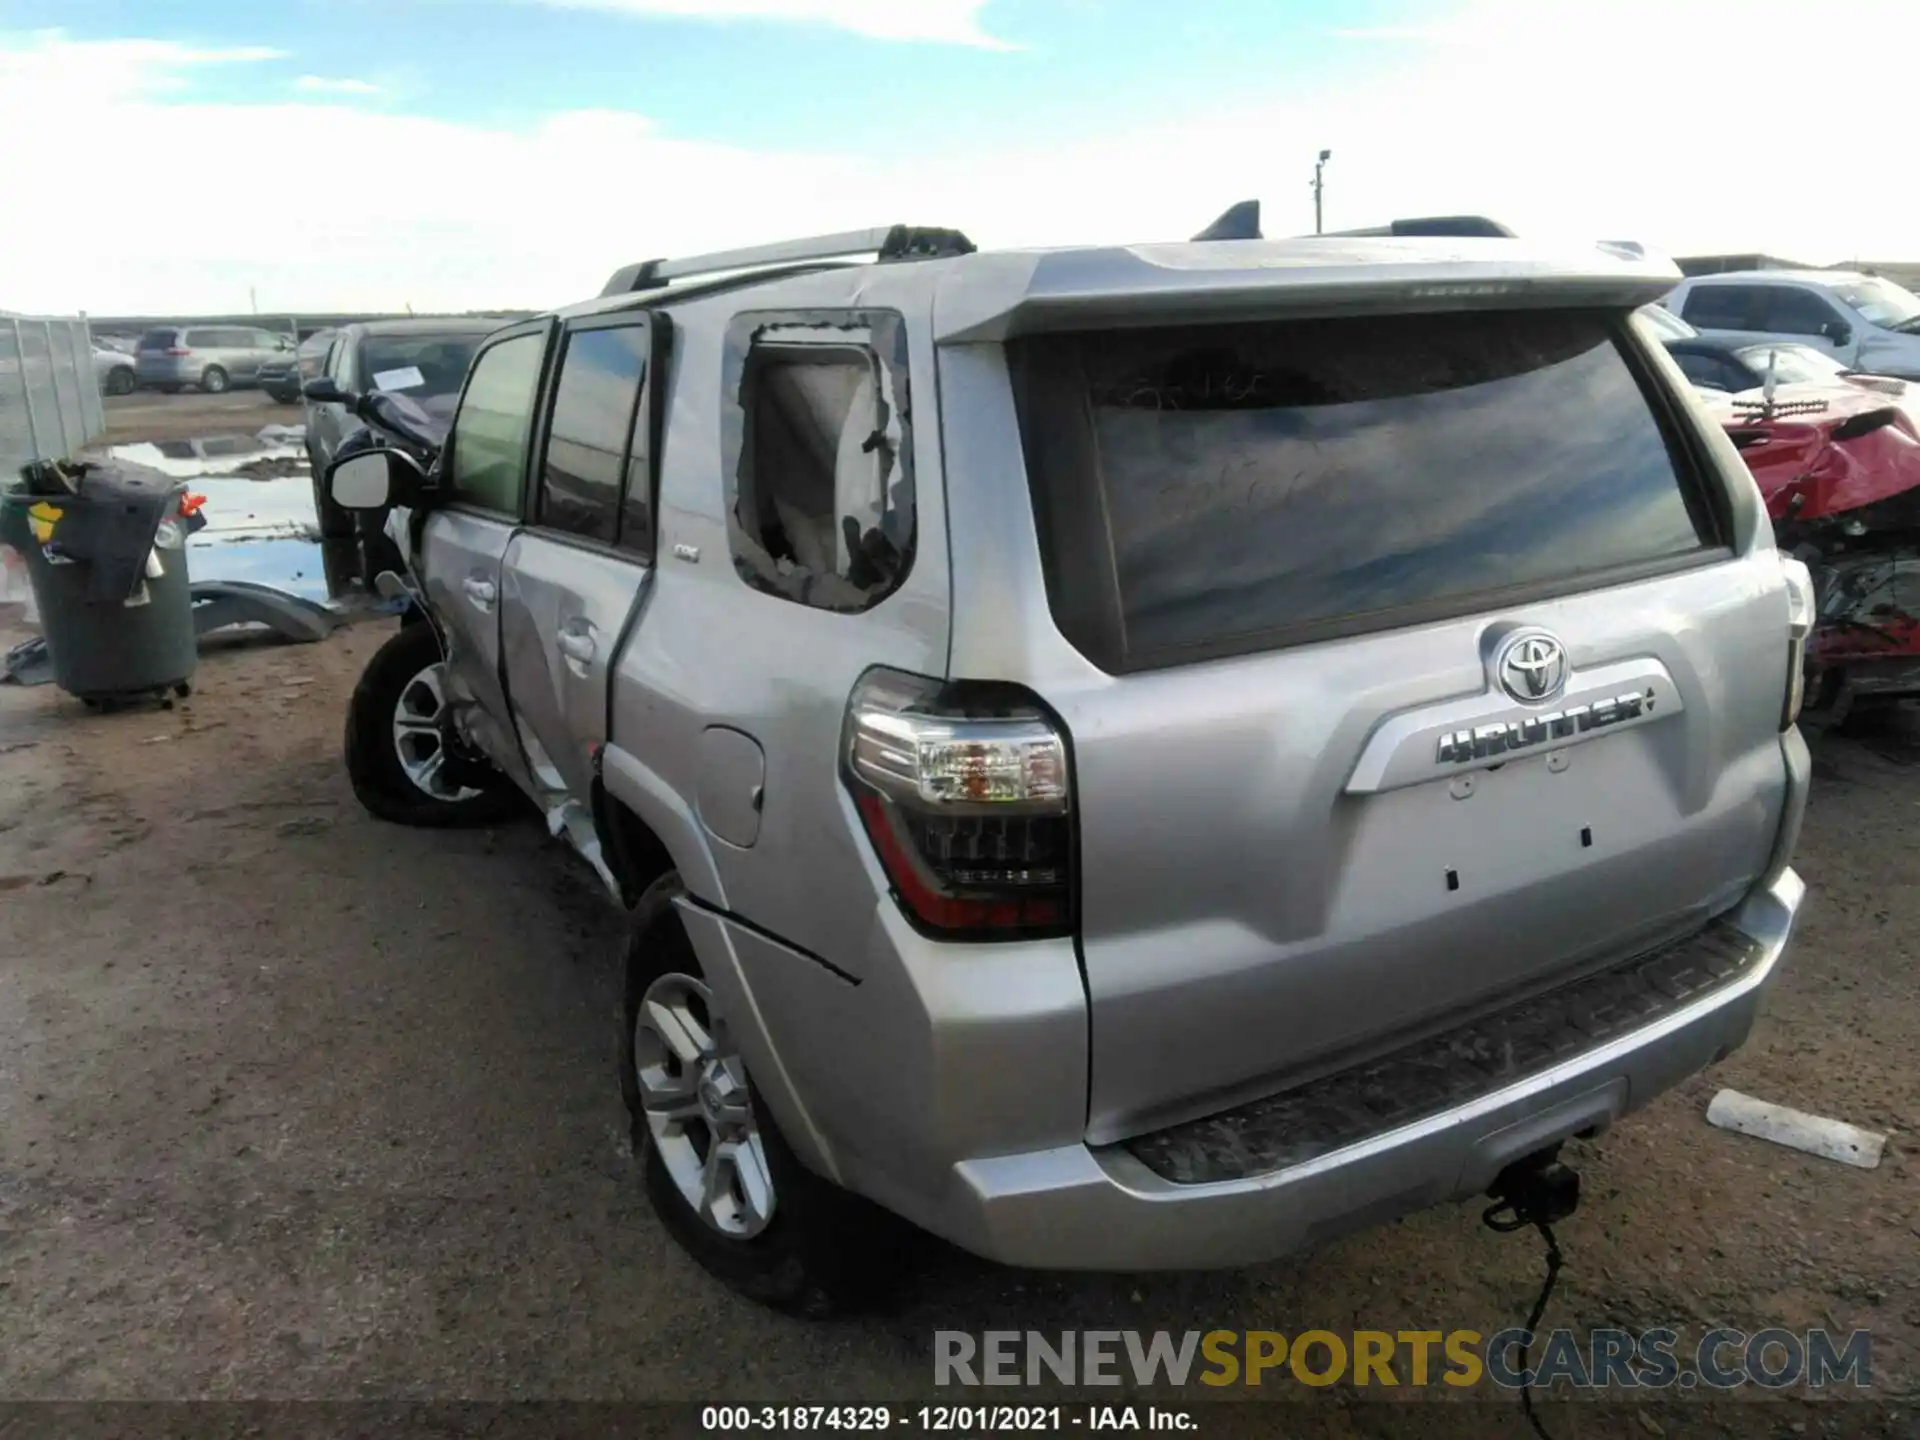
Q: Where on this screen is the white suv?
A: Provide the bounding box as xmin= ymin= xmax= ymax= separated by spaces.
xmin=1665 ymin=269 xmax=1920 ymax=379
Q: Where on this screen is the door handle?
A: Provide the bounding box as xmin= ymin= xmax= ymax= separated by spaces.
xmin=462 ymin=576 xmax=497 ymax=610
xmin=557 ymin=622 xmax=596 ymax=663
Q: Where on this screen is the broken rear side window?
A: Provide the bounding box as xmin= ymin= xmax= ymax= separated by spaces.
xmin=1009 ymin=307 xmax=1719 ymax=673
xmin=726 ymin=313 xmax=914 ymax=613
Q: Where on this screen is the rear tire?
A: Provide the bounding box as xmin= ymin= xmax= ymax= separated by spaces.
xmin=620 ymin=875 xmax=907 ymax=1317
xmin=343 ymin=622 xmax=521 ymax=828
xmin=199 ymin=366 xmax=229 ymax=394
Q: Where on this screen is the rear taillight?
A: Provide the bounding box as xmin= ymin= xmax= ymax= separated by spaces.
xmin=843 ymin=668 xmax=1074 ymax=940
xmin=1781 ymin=555 xmax=1816 ymax=728
xmin=165 ymin=345 xmax=191 ymax=356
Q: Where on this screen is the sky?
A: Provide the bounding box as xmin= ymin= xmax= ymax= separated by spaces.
xmin=3 ymin=0 xmax=1919 ymax=315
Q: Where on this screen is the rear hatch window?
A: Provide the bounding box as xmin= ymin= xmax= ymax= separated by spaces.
xmin=1009 ymin=308 xmax=1722 ymax=673
xmin=137 ymin=328 xmax=179 ymax=351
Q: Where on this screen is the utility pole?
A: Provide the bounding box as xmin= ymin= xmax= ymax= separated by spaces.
xmin=1312 ymin=149 xmax=1332 ymax=234
xmin=249 ymin=285 xmax=259 ymax=315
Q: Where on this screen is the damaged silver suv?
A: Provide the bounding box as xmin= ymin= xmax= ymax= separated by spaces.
xmin=322 ymin=214 xmax=1813 ymax=1314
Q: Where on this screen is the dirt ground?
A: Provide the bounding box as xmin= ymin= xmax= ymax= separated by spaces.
xmin=0 ymin=393 xmax=1914 ymax=1438
xmin=101 ymin=389 xmax=303 ymax=446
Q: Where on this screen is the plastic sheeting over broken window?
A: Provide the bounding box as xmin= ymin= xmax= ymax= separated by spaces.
xmin=723 ymin=312 xmax=914 ymax=613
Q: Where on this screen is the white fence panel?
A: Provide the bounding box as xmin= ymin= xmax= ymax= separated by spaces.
xmin=1 ymin=314 xmax=108 ymax=478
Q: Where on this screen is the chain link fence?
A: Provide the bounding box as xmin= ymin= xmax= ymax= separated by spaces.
xmin=0 ymin=315 xmax=107 ymax=479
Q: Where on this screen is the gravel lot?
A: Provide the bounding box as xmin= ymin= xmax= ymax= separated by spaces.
xmin=0 ymin=392 xmax=1913 ymax=1438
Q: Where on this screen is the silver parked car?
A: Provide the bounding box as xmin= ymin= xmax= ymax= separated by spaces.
xmin=320 ymin=221 xmax=1812 ymax=1314
xmin=303 ymin=319 xmax=502 ymax=538
xmin=134 ymin=324 xmax=293 ymax=394
xmin=92 ymin=343 xmax=136 ymax=396
xmin=1665 ymin=269 xmax=1920 ymax=380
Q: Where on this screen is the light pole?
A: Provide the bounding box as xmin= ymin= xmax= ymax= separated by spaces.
xmin=1312 ymin=149 xmax=1332 ymax=234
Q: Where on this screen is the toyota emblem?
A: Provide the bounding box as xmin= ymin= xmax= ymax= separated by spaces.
xmin=1496 ymin=631 xmax=1569 ymax=703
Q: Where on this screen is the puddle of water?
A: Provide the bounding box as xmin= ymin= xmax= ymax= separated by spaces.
xmin=188 ymin=473 xmax=317 ymax=538
xmin=190 ymin=537 xmax=339 ymax=602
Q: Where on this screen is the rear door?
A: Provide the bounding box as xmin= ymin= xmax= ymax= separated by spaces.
xmin=498 ymin=312 xmax=660 ymax=805
xmin=419 ymin=321 xmax=552 ymax=775
xmin=994 ymin=304 xmax=1792 ymax=1140
xmin=134 ymin=327 xmax=178 ymax=385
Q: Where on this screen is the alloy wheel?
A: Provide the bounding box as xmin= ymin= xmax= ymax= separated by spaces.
xmin=633 ymin=972 xmax=776 ymax=1238
xmin=390 ymin=661 xmax=483 ymax=803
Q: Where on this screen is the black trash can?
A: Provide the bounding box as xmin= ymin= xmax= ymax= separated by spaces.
xmin=0 ymin=459 xmax=198 ymax=704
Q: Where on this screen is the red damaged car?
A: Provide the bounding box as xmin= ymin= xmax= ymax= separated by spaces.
xmin=1700 ymin=379 xmax=1920 ymax=722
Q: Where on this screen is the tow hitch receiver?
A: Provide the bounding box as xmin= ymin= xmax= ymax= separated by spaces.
xmin=1483 ymin=1147 xmax=1582 ymax=1440
xmin=1484 ymin=1146 xmax=1581 ymax=1233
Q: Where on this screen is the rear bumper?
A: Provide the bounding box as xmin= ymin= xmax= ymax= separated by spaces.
xmin=135 ymin=359 xmax=192 ymax=386
xmin=939 ymin=864 xmax=1800 ymax=1270
xmin=692 ymin=730 xmax=1811 ymax=1273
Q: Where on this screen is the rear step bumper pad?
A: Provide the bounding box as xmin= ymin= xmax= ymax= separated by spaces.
xmin=1125 ymin=918 xmax=1765 ymax=1185
xmin=943 ymin=866 xmax=1803 ymax=1271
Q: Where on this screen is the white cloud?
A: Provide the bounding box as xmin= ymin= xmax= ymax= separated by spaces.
xmin=0 ymin=29 xmax=284 ymax=99
xmin=296 ymin=74 xmax=381 ymax=95
xmin=529 ymin=0 xmax=1009 ymax=47
xmin=6 ymin=3 xmax=1920 ymax=316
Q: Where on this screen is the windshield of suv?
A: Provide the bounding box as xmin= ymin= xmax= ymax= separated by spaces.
xmin=1733 ymin=344 xmax=1847 ymax=384
xmin=1010 ymin=308 xmax=1717 ymax=671
xmin=360 ymin=334 xmax=484 ymax=400
xmin=1833 ymin=277 xmax=1920 ymax=332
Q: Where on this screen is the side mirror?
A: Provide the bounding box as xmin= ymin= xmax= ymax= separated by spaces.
xmin=1823 ymin=320 xmax=1854 ymax=347
xmin=326 ymin=448 xmax=427 ymax=511
xmin=303 ymin=376 xmax=351 ymax=404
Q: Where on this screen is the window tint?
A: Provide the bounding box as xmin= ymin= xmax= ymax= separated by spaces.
xmin=446 ymin=332 xmax=546 ymax=513
xmin=1763 ymin=287 xmax=1841 ymax=337
xmin=1680 ymin=285 xmax=1761 ymax=330
xmin=537 ymin=324 xmax=649 ymax=549
xmin=137 ymin=328 xmax=178 ymax=351
xmin=1009 ymin=309 xmax=1716 ymax=672
xmin=730 ymin=336 xmax=913 ymax=612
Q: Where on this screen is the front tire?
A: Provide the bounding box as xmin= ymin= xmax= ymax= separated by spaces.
xmin=106 ymin=368 xmax=135 ymax=396
xmin=343 ymin=622 xmax=521 ymax=828
xmin=199 ymin=365 xmax=229 ymax=394
xmin=620 ymin=875 xmax=902 ymax=1316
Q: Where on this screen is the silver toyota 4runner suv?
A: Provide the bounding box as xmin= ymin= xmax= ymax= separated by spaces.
xmin=323 ymin=219 xmax=1813 ymax=1314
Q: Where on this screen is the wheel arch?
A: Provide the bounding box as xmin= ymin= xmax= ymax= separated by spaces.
xmin=592 ymin=748 xmax=721 ymax=909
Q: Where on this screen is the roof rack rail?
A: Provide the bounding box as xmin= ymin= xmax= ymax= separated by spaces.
xmin=1315 ymin=215 xmax=1517 ymax=239
xmin=599 ymin=224 xmax=976 ymax=298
